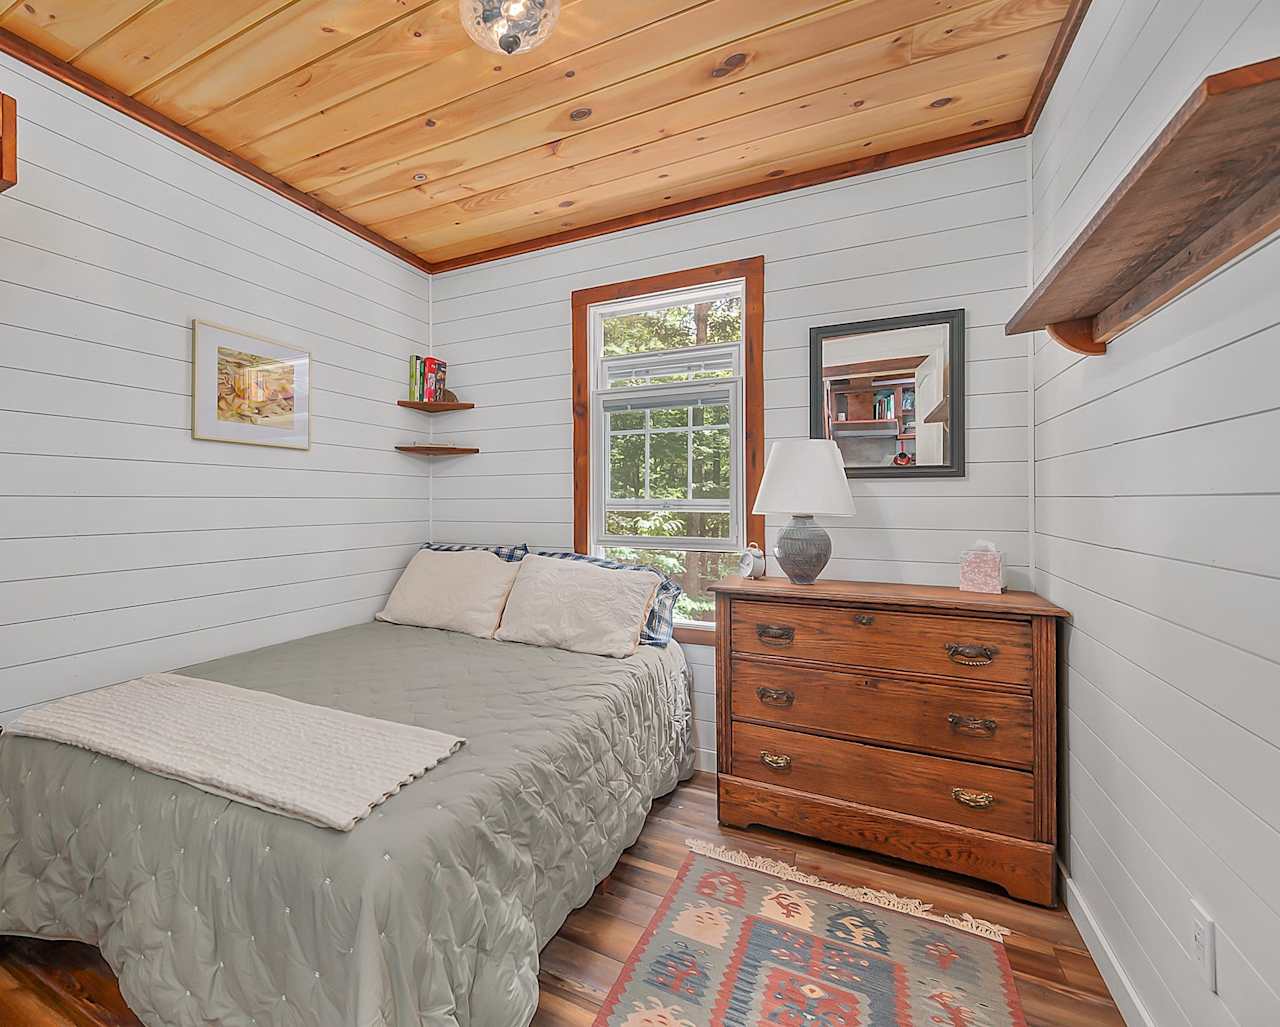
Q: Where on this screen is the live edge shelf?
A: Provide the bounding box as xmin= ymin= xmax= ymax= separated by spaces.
xmin=395 ymin=397 xmax=478 ymax=456
xmin=1007 ymin=56 xmax=1280 ymax=356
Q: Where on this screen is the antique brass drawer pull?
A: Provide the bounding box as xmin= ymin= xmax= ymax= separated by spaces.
xmin=945 ymin=642 xmax=998 ymax=666
xmin=947 ymin=713 xmax=998 ymax=737
xmin=760 ymin=750 xmax=792 ymax=771
xmin=952 ymin=787 xmax=995 ymax=810
xmin=756 ymin=687 xmax=796 ymax=709
xmin=853 ymin=613 xmax=875 ymax=626
xmin=755 ymin=624 xmax=795 ymax=647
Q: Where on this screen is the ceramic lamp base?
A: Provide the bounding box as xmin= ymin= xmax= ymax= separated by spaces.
xmin=773 ymin=514 xmax=831 ymax=585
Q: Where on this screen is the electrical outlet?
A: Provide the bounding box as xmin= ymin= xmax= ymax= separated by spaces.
xmin=1191 ymin=900 xmax=1218 ymax=994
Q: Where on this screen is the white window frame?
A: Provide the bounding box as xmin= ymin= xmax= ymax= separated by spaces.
xmin=588 ymin=280 xmax=747 ymax=559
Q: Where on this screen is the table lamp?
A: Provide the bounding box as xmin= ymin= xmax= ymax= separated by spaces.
xmin=752 ymin=439 xmax=856 ymax=584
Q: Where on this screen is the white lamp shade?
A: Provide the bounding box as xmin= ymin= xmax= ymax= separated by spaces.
xmin=753 ymin=439 xmax=856 ymax=517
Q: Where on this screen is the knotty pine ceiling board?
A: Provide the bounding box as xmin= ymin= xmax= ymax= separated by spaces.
xmin=0 ymin=0 xmax=1076 ymax=271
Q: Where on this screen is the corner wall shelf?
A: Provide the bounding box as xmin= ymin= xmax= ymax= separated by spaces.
xmin=396 ymin=394 xmax=477 ymax=455
xmin=1006 ymin=56 xmax=1280 ymax=356
xmin=396 ymin=445 xmax=480 ymax=456
xmin=397 ymin=400 xmax=475 ymax=412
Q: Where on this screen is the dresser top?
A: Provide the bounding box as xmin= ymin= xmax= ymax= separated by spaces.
xmin=710 ymin=576 xmax=1069 ymax=618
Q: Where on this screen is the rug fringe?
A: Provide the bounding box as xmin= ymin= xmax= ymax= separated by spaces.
xmin=685 ymin=838 xmax=1010 ymax=942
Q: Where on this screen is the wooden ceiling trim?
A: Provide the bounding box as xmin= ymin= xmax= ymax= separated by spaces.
xmin=419 ymin=86 xmax=1031 ymax=260
xmin=187 ymin=0 xmax=470 ymax=149
xmin=0 ymin=0 xmax=157 ymax=63
xmin=267 ymin=0 xmax=852 ymax=192
xmin=1021 ymin=0 xmax=1091 ymax=131
xmin=0 ymin=25 xmax=433 ymax=275
xmin=134 ymin=0 xmax=443 ymax=125
xmin=310 ymin=0 xmax=1017 ymax=215
xmin=430 ymin=118 xmax=1025 ymax=272
xmin=0 ymin=0 xmax=1088 ymax=273
xmin=365 ymin=20 xmax=1059 ymax=243
xmin=242 ymin=0 xmax=689 ymax=174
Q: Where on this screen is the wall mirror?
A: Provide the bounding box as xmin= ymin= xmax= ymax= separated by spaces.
xmin=810 ymin=309 xmax=965 ymax=479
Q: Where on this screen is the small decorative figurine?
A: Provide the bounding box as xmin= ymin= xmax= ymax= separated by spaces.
xmin=738 ymin=542 xmax=766 ymax=579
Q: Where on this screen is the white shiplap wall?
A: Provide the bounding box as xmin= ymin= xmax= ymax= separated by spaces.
xmin=1029 ymin=2 xmax=1280 ymax=1025
xmin=431 ymin=141 xmax=1034 ymax=770
xmin=0 ymin=55 xmax=434 ymax=717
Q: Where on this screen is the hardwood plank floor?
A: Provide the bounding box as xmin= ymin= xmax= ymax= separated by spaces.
xmin=0 ymin=774 xmax=1123 ymax=1026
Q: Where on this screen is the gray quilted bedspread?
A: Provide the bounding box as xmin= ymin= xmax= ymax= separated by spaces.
xmin=0 ymin=623 xmax=694 ymax=1027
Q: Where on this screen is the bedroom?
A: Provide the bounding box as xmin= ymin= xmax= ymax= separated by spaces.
xmin=0 ymin=1 xmax=1276 ymax=1025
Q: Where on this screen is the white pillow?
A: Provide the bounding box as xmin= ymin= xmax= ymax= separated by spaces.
xmin=377 ymin=549 xmax=520 ymax=638
xmin=495 ymin=554 xmax=660 ymax=658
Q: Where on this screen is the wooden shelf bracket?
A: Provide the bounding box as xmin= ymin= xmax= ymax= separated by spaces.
xmin=1007 ymin=57 xmax=1280 ymax=355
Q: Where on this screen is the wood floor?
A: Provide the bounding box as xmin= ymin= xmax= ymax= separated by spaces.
xmin=0 ymin=774 xmax=1123 ymax=1026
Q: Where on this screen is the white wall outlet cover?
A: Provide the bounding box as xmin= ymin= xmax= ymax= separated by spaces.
xmin=1190 ymin=899 xmax=1218 ymax=994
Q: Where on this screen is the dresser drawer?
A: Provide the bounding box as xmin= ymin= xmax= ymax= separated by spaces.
xmin=731 ymin=721 xmax=1036 ymax=839
xmin=730 ymin=659 xmax=1034 ymax=767
xmin=730 ymin=600 xmax=1033 ymax=686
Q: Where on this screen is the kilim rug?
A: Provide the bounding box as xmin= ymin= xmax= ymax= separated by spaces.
xmin=594 ymin=840 xmax=1025 ymax=1027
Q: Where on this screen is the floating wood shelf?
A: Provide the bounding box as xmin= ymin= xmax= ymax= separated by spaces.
xmin=1007 ymin=56 xmax=1280 ymax=356
xmin=396 ymin=445 xmax=480 ymax=456
xmin=0 ymin=93 xmax=16 ymax=193
xmin=397 ymin=400 xmax=475 ymax=413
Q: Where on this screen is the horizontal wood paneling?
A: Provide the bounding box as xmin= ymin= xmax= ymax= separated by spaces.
xmin=429 ymin=142 xmax=1034 ymax=764
xmin=1028 ymin=2 xmax=1280 ymax=1022
xmin=0 ymin=54 xmax=432 ymax=717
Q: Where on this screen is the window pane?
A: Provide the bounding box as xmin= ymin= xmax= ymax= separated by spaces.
xmin=648 ymin=431 xmax=688 ymax=498
xmin=692 ymin=426 xmax=730 ymax=499
xmin=609 ymin=434 xmax=644 ymax=499
xmin=694 ymin=404 xmax=729 ymax=426
xmin=602 ymin=548 xmax=740 ymax=623
xmin=602 ymin=295 xmax=742 ymax=357
xmin=609 ymin=409 xmax=644 ymax=431
xmin=605 ymin=510 xmax=731 ymax=540
xmin=650 ymin=406 xmax=689 ymax=428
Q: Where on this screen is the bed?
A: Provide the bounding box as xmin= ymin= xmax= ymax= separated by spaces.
xmin=0 ymin=621 xmax=694 ymax=1027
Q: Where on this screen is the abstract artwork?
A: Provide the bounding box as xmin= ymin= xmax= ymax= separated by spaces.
xmin=192 ymin=321 xmax=310 ymax=450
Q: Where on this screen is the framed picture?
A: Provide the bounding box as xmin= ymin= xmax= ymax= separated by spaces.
xmin=192 ymin=321 xmax=310 ymax=450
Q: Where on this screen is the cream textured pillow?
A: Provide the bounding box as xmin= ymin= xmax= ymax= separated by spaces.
xmin=377 ymin=549 xmax=520 ymax=638
xmin=495 ymin=554 xmax=661 ymax=658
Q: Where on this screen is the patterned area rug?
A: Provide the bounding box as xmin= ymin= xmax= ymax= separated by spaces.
xmin=594 ymin=840 xmax=1025 ymax=1027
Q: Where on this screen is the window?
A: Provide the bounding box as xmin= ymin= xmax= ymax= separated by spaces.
xmin=573 ymin=259 xmax=764 ymax=631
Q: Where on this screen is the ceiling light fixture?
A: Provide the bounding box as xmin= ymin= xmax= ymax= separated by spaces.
xmin=459 ymin=0 xmax=560 ymax=56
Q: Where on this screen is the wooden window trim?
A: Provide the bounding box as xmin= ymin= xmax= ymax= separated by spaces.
xmin=0 ymin=93 xmax=16 ymax=193
xmin=571 ymin=256 xmax=765 ymax=629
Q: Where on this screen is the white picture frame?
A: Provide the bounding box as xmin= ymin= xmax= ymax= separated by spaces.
xmin=192 ymin=320 xmax=311 ymax=450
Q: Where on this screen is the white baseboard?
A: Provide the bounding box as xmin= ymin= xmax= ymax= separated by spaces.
xmin=1062 ymin=867 xmax=1157 ymax=1027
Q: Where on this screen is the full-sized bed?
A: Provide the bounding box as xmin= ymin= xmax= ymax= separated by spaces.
xmin=0 ymin=621 xmax=694 ymax=1026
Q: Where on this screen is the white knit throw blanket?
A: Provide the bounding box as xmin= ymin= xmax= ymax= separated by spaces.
xmin=5 ymin=674 xmax=465 ymax=831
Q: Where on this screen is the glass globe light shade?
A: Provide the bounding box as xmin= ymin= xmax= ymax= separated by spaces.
xmin=459 ymin=0 xmax=560 ymax=56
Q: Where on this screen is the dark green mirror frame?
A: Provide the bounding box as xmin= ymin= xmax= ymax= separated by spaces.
xmin=809 ymin=308 xmax=966 ymax=479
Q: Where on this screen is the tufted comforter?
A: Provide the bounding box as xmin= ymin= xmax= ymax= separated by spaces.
xmin=0 ymin=622 xmax=695 ymax=1027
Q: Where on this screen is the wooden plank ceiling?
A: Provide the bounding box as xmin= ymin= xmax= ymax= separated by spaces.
xmin=0 ymin=0 xmax=1076 ymax=271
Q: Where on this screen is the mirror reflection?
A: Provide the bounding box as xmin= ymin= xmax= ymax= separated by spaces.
xmin=810 ymin=310 xmax=964 ymax=478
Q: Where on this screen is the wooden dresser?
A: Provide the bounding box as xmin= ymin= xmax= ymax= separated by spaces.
xmin=711 ymin=577 xmax=1068 ymax=905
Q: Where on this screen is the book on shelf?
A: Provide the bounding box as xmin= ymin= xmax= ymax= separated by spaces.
xmin=407 ymin=355 xmax=448 ymax=402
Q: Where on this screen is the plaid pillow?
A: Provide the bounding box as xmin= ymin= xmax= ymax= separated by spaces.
xmin=422 ymin=542 xmax=528 ymax=563
xmin=532 ymin=551 xmax=682 ymax=647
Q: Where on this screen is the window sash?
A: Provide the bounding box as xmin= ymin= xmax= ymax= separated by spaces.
xmin=589 ymin=281 xmax=747 ymax=559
